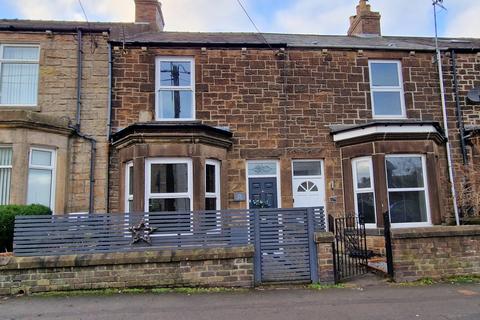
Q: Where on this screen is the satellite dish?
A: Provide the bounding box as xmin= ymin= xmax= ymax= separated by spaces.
xmin=467 ymin=87 xmax=480 ymax=103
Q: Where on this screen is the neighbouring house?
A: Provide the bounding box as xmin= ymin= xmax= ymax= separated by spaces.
xmin=0 ymin=13 xmax=154 ymax=214
xmin=0 ymin=0 xmax=479 ymax=237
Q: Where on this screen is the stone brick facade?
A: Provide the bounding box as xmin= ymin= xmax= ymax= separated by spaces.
xmin=315 ymin=232 xmax=335 ymax=284
xmin=0 ymin=30 xmax=110 ymax=214
xmin=0 ymin=246 xmax=254 ymax=295
xmin=391 ymin=226 xmax=480 ymax=282
xmin=109 ymin=45 xmax=459 ymax=224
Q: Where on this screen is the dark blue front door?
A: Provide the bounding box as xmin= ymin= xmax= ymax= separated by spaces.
xmin=248 ymin=177 xmax=278 ymax=209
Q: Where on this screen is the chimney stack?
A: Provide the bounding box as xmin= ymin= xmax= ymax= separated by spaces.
xmin=348 ymin=0 xmax=381 ymax=36
xmin=134 ymin=0 xmax=165 ymax=32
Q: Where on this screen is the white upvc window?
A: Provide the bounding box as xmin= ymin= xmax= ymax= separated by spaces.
xmin=352 ymin=157 xmax=376 ymax=227
xmin=27 ymin=147 xmax=56 ymax=210
xmin=125 ymin=161 xmax=133 ymax=213
xmin=368 ymin=60 xmax=406 ymax=118
xmin=155 ymin=57 xmax=195 ymax=121
xmin=205 ymin=159 xmax=221 ymax=211
xmin=0 ymin=44 xmax=40 ymax=106
xmin=385 ymin=154 xmax=431 ymax=228
xmin=145 ymin=158 xmax=193 ymax=212
xmin=0 ymin=146 xmax=13 ymax=205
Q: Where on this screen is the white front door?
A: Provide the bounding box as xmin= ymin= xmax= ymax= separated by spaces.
xmin=292 ymin=160 xmax=325 ymax=209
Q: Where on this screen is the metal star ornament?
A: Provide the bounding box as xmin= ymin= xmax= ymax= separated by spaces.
xmin=128 ymin=219 xmax=157 ymax=245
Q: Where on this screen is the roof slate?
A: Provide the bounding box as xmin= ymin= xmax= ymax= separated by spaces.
xmin=1 ymin=19 xmax=480 ymax=51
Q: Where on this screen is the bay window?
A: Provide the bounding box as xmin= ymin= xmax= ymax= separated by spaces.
xmin=0 ymin=45 xmax=40 ymax=106
xmin=352 ymin=157 xmax=376 ymax=226
xmin=145 ymin=158 xmax=193 ymax=212
xmin=125 ymin=162 xmax=133 ymax=213
xmin=386 ymin=155 xmax=430 ymax=226
xmin=155 ymin=57 xmax=195 ymax=120
xmin=0 ymin=147 xmax=12 ymax=205
xmin=368 ymin=60 xmax=405 ymax=118
xmin=205 ymin=160 xmax=220 ymax=211
xmin=27 ymin=148 xmax=55 ymax=209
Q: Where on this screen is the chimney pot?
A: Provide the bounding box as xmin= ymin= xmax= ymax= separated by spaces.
xmin=348 ymin=0 xmax=381 ymax=36
xmin=134 ymin=0 xmax=165 ymax=32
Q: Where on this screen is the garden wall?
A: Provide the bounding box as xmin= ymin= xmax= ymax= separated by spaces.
xmin=0 ymin=246 xmax=254 ymax=295
xmin=391 ymin=226 xmax=480 ymax=282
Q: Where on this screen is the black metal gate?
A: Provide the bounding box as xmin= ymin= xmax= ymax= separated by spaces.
xmin=329 ymin=214 xmax=371 ymax=283
xmin=253 ymin=207 xmax=325 ymax=284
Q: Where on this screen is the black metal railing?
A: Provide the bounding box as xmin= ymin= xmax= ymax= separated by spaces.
xmin=383 ymin=211 xmax=394 ymax=279
xmin=329 ymin=214 xmax=370 ymax=283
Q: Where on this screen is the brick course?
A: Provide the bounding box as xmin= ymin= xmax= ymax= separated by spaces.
xmin=0 ymin=246 xmax=254 ymax=295
xmin=391 ymin=226 xmax=480 ymax=282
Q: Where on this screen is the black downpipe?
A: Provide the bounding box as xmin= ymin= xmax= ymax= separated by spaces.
xmin=73 ymin=28 xmax=97 ymax=214
xmin=451 ymin=50 xmax=468 ymax=164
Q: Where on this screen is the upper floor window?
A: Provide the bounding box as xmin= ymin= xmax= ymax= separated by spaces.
xmin=0 ymin=45 xmax=40 ymax=106
xmin=368 ymin=60 xmax=405 ymax=118
xmin=155 ymin=57 xmax=195 ymax=121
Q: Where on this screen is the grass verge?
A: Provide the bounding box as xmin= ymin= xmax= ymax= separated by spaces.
xmin=308 ymin=283 xmax=346 ymax=290
xmin=394 ymin=275 xmax=480 ymax=287
xmin=31 ymin=287 xmax=246 ymax=298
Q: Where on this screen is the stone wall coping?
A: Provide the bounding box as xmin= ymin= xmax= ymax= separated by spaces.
xmin=0 ymin=245 xmax=254 ymax=271
xmin=391 ymin=225 xmax=480 ymax=239
xmin=315 ymin=232 xmax=334 ymax=243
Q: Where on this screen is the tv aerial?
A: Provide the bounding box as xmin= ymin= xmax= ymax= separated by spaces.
xmin=467 ymin=87 xmax=480 ymax=104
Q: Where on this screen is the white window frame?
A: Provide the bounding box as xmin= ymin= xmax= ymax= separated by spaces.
xmin=27 ymin=147 xmax=56 ymax=211
xmin=246 ymin=160 xmax=282 ymax=209
xmin=0 ymin=44 xmax=40 ymax=107
xmin=125 ymin=161 xmax=133 ymax=213
xmin=144 ymin=157 xmax=193 ymax=212
xmin=155 ymin=57 xmax=195 ymax=121
xmin=352 ymin=157 xmax=377 ymax=228
xmin=205 ymin=159 xmax=221 ymax=211
xmin=385 ymin=154 xmax=431 ymax=228
xmin=0 ymin=145 xmax=13 ymax=205
xmin=368 ymin=60 xmax=406 ymax=119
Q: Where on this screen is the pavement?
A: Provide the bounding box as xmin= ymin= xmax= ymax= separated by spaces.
xmin=0 ymin=276 xmax=479 ymax=320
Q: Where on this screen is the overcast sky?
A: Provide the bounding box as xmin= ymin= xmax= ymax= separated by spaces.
xmin=1 ymin=0 xmax=479 ymax=38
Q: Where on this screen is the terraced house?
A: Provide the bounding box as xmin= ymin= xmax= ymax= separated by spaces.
xmin=1 ymin=0 xmax=480 ymax=238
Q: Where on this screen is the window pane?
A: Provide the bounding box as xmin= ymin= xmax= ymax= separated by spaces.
xmin=31 ymin=149 xmax=52 ymax=166
xmin=160 ymin=61 xmax=191 ymax=86
xmin=1 ymin=63 xmax=38 ymax=105
xmin=205 ymin=197 xmax=217 ymax=211
xmin=372 ymin=91 xmax=402 ymax=116
xmin=158 ymin=90 xmax=193 ymax=119
xmin=386 ymin=156 xmax=424 ymax=188
xmin=355 ymin=160 xmax=371 ymax=189
xmin=389 ymin=191 xmax=427 ymax=223
xmin=128 ymin=200 xmax=133 ymax=213
xmin=248 ymin=162 xmax=277 ymax=176
xmin=0 ymin=147 xmax=12 ymax=166
xmin=128 ymin=165 xmax=134 ymax=195
xmin=3 ymin=46 xmax=39 ymax=60
xmin=357 ymin=192 xmax=376 ymax=224
xmin=27 ymin=168 xmax=52 ymax=208
xmin=205 ymin=164 xmax=216 ymax=193
xmin=293 ymin=161 xmax=321 ymax=176
xmin=0 ymin=168 xmax=11 ymax=205
xmin=370 ymin=62 xmax=399 ymax=86
xmin=150 ymin=163 xmax=188 ymax=193
xmin=148 ymin=198 xmax=190 ymax=212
